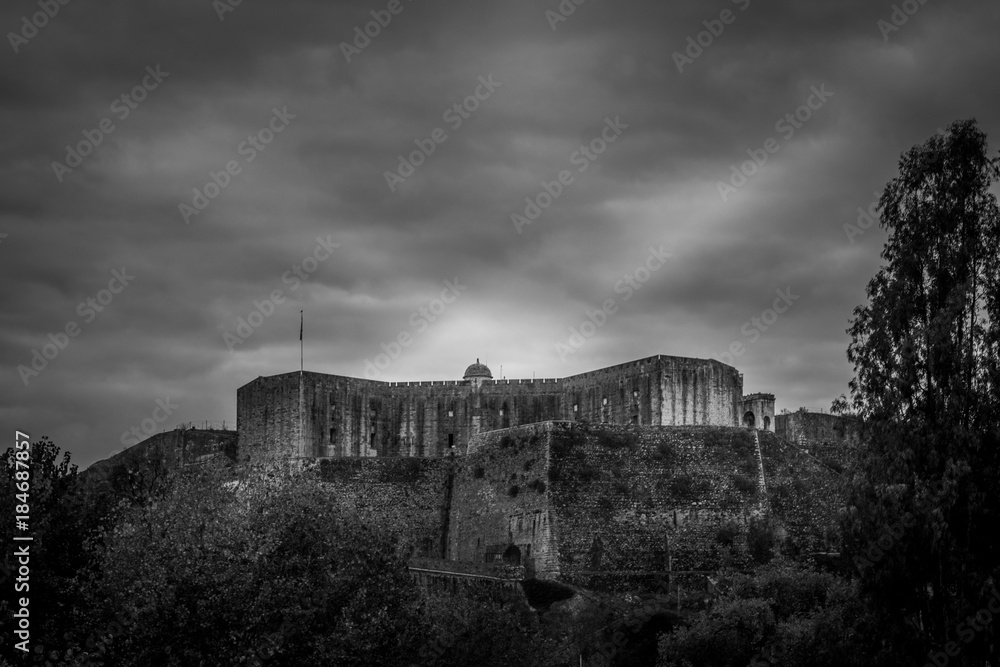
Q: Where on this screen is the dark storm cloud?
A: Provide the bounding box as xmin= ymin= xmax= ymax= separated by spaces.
xmin=2 ymin=0 xmax=999 ymax=466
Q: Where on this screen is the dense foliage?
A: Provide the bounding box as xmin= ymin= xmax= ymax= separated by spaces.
xmin=841 ymin=118 xmax=1000 ymax=665
xmin=1 ymin=451 xmax=557 ymax=666
xmin=657 ymin=561 xmax=878 ymax=667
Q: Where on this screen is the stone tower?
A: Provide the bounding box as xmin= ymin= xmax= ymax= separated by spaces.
xmin=463 ymin=359 xmax=493 ymax=389
xmin=740 ymin=393 xmax=775 ymax=431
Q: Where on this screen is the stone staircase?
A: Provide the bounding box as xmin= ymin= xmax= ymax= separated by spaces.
xmin=752 ymin=428 xmax=768 ymax=514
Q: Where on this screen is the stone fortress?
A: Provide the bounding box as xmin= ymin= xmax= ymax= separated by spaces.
xmin=236 ymin=354 xmax=775 ymax=462
xmin=226 ymin=354 xmax=854 ymax=597
xmin=87 ymin=353 xmax=855 ymax=602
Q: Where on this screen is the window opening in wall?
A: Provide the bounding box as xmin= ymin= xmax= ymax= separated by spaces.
xmin=448 ymin=433 xmax=454 ymax=449
xmin=329 ymin=428 xmax=335 ymax=443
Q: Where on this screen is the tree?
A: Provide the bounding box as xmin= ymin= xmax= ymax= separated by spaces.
xmin=72 ymin=464 xmax=435 ymax=666
xmin=842 ymin=119 xmax=1000 ymax=665
xmin=657 ymin=562 xmax=876 ymax=667
xmin=829 ymin=394 xmax=852 ymax=416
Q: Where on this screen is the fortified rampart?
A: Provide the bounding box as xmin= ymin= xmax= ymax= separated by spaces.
xmin=310 ymin=422 xmax=846 ymax=594
xmin=774 ymin=411 xmax=860 ymax=472
xmin=81 ymin=427 xmax=237 ymax=489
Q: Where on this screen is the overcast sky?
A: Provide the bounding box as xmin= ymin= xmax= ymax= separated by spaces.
xmin=3 ymin=0 xmax=999 ymax=468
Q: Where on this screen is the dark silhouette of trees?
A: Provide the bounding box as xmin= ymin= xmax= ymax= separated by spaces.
xmin=842 ymin=118 xmax=1000 ymax=665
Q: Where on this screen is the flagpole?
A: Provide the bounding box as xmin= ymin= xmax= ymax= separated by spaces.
xmin=299 ymin=310 xmax=303 ymax=373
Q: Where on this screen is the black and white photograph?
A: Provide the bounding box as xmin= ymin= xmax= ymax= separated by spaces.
xmin=2 ymin=0 xmax=999 ymax=665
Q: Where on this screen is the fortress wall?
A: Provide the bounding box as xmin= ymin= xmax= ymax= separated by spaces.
xmin=238 ymin=372 xmax=389 ymax=460
xmin=314 ymin=457 xmax=453 ymax=558
xmin=237 ymin=356 xmax=745 ymax=463
xmin=381 ymin=381 xmax=563 ymax=458
xmin=449 ymin=423 xmax=558 ymax=578
xmin=304 ymin=373 xmax=386 ymax=458
xmin=82 ymin=428 xmax=237 ymax=489
xmin=774 ymin=412 xmax=860 ymax=470
xmin=239 ymin=372 xmax=567 ymax=462
xmin=561 ymin=357 xmax=663 ymax=426
xmin=452 ymin=422 xmax=843 ymax=592
xmin=476 ymin=381 xmax=564 ymax=432
xmin=546 ymin=423 xmax=763 ymax=588
xmin=237 ymin=373 xmax=305 ymax=461
xmin=757 ymin=431 xmax=846 ymax=555
xmin=659 ymin=357 xmax=742 ymax=426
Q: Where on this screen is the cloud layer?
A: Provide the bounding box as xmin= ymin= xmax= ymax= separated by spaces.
xmin=3 ymin=0 xmax=999 ymax=467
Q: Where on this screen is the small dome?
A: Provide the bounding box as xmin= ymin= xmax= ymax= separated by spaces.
xmin=463 ymin=358 xmax=493 ymax=380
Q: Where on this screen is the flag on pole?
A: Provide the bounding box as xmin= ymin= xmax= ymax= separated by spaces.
xmin=299 ymin=310 xmax=303 ymax=341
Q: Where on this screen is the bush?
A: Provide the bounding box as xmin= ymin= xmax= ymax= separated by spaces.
xmin=76 ymin=467 xmax=431 ymax=666
xmin=652 ymin=441 xmax=676 ymax=464
xmin=716 ymin=521 xmax=740 ymax=547
xmin=732 ymin=473 xmax=756 ymax=495
xmin=658 ymin=598 xmax=776 ymax=667
xmin=747 ymin=518 xmax=779 ymax=564
xmin=658 ymin=563 xmax=879 ymax=667
xmin=595 ymin=431 xmax=637 ymax=449
xmin=669 ymin=473 xmax=694 ymax=498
